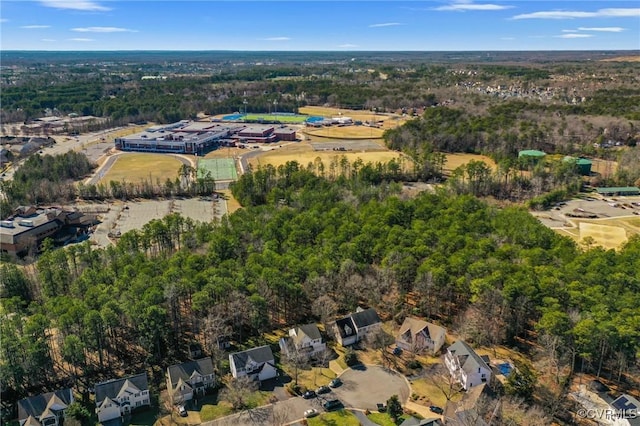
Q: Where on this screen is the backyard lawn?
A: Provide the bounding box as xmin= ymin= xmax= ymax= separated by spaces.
xmin=367 ymin=411 xmax=410 ymax=426
xmin=307 ymin=409 xmax=361 ymax=426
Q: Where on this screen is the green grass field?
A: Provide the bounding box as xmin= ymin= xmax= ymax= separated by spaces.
xmin=307 ymin=409 xmax=360 ymax=426
xmin=243 ymin=113 xmax=310 ymax=123
xmin=197 ymin=158 xmax=238 ymax=181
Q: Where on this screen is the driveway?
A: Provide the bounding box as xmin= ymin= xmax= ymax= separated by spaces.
xmin=202 ymin=365 xmax=410 ymax=426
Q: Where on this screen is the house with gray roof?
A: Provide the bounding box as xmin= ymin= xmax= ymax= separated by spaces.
xmin=166 ymin=358 xmax=216 ymax=404
xmin=332 ymin=307 xmax=382 ymax=346
xmin=444 ymin=341 xmax=491 ymax=390
xmin=94 ymin=373 xmax=149 ymax=424
xmin=396 ymin=317 xmax=446 ymax=355
xmin=279 ymin=324 xmax=326 ymax=358
xmin=443 ymin=382 xmax=492 ymax=425
xmin=229 ymin=345 xmax=277 ymax=382
xmin=18 ymin=389 xmax=73 ymax=426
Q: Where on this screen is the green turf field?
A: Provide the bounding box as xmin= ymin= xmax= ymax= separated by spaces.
xmin=243 ymin=113 xmax=309 ymax=123
xmin=198 ymin=158 xmax=238 ymax=181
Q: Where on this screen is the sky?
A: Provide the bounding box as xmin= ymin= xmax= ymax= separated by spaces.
xmin=1 ymin=0 xmax=639 ymax=51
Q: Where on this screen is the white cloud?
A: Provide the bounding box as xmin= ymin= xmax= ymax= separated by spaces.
xmin=68 ymin=37 xmax=95 ymax=41
xmin=578 ymin=27 xmax=625 ymax=32
xmin=338 ymin=44 xmax=359 ymax=48
xmin=512 ymin=8 xmax=640 ymax=20
xmin=20 ymin=25 xmax=51 ymax=29
xmin=39 ymin=0 xmax=110 ymax=12
xmin=42 ymin=39 xmax=57 ymax=42
xmin=72 ymin=26 xmax=137 ymax=33
xmin=260 ymin=37 xmax=290 ymax=41
xmin=0 ymin=19 xmax=8 ymax=23
xmin=434 ymin=2 xmax=513 ymax=11
xmin=555 ymin=33 xmax=594 ymax=38
xmin=369 ymin=22 xmax=404 ymax=28
xmin=562 ymin=29 xmax=579 ymax=33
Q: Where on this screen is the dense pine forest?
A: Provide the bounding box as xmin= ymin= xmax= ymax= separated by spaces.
xmin=1 ymin=164 xmax=638 ymax=417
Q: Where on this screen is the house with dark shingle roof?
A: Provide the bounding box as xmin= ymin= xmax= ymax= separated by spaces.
xmin=166 ymin=358 xmax=216 ymax=404
xmin=229 ymin=345 xmax=277 ymax=382
xmin=279 ymin=323 xmax=326 ymax=359
xmin=18 ymin=389 xmax=73 ymax=426
xmin=332 ymin=307 xmax=381 ymax=346
xmin=444 ymin=341 xmax=491 ymax=390
xmin=396 ymin=317 xmax=446 ymax=355
xmin=94 ymin=373 xmax=150 ymax=424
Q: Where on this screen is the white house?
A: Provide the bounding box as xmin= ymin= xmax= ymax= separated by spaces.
xmin=166 ymin=358 xmax=216 ymax=404
xmin=396 ymin=317 xmax=446 ymax=355
xmin=18 ymin=389 xmax=74 ymax=426
xmin=229 ymin=345 xmax=277 ymax=382
xmin=279 ymin=324 xmax=326 ymax=358
xmin=445 ymin=341 xmax=491 ymax=390
xmin=333 ymin=307 xmax=382 ymax=346
xmin=95 ymin=373 xmax=150 ymax=423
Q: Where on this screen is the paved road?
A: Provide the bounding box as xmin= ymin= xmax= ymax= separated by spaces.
xmin=203 ymin=365 xmax=410 ymax=426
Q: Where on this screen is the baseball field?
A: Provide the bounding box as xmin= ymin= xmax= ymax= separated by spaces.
xmin=554 ymin=216 xmax=640 ymax=250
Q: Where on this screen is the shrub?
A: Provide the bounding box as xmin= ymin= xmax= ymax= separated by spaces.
xmin=407 ymin=359 xmax=422 ymax=370
xmin=344 ymin=348 xmax=359 ymax=366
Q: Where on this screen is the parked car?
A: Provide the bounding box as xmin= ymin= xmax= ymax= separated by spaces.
xmin=303 ymin=390 xmax=317 ymax=399
xmin=323 ymin=399 xmax=343 ymax=411
xmin=329 ymin=378 xmax=342 ymax=388
xmin=430 ymin=406 xmax=444 ymax=415
xmin=177 ymin=405 xmax=187 ymax=417
xmin=316 ymin=385 xmax=331 ymax=394
xmin=304 ymin=408 xmax=319 ymax=418
xmin=393 ymin=347 xmax=403 ymax=356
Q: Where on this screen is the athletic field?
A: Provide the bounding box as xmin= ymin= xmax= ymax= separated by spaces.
xmin=198 ymin=158 xmax=238 ymax=181
xmin=243 ymin=113 xmax=310 ymax=124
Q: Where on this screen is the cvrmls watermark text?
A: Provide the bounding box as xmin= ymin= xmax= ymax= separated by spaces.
xmin=577 ymin=408 xmax=638 ymax=420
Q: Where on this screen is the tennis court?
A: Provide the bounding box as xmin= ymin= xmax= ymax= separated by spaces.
xmin=198 ymin=158 xmax=238 ymax=181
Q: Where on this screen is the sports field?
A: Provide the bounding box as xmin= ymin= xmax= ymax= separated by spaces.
xmin=249 ymin=142 xmax=411 ymax=172
xmin=443 ymin=153 xmax=497 ymax=174
xmin=243 ymin=113 xmax=309 ymax=123
xmin=198 ymin=158 xmax=238 ymax=181
xmin=554 ymin=216 xmax=640 ymax=250
xmin=299 ymin=106 xmax=408 ymax=129
xmin=305 ymin=125 xmax=385 ymax=139
xmin=99 ymin=153 xmax=182 ymax=183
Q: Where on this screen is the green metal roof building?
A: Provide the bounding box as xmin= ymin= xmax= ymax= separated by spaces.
xmin=518 ymin=149 xmax=546 ymax=158
xmin=563 ymin=156 xmax=593 ymax=175
xmin=595 ymin=187 xmax=640 ymax=196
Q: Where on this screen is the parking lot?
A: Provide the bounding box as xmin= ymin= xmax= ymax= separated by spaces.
xmin=310 ymin=139 xmax=385 ymax=152
xmin=88 ymin=197 xmax=227 ymax=247
xmin=533 ymin=195 xmax=640 ymax=228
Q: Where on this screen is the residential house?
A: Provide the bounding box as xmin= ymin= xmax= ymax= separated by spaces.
xmin=396 ymin=317 xmax=446 ymax=355
xmin=444 ymin=341 xmax=491 ymax=390
xmin=166 ymin=358 xmax=216 ymax=404
xmin=18 ymin=389 xmax=74 ymax=426
xmin=279 ymin=324 xmax=326 ymax=358
xmin=333 ymin=307 xmax=382 ymax=346
xmin=229 ymin=345 xmax=277 ymax=382
xmin=443 ymin=383 xmax=493 ymax=425
xmin=95 ymin=373 xmax=150 ymax=424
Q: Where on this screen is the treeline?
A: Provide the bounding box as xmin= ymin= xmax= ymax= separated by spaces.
xmin=0 ymin=152 xmax=94 ymax=217
xmin=1 ymin=165 xmax=638 ymax=411
xmin=0 ymin=156 xmax=219 ymax=217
